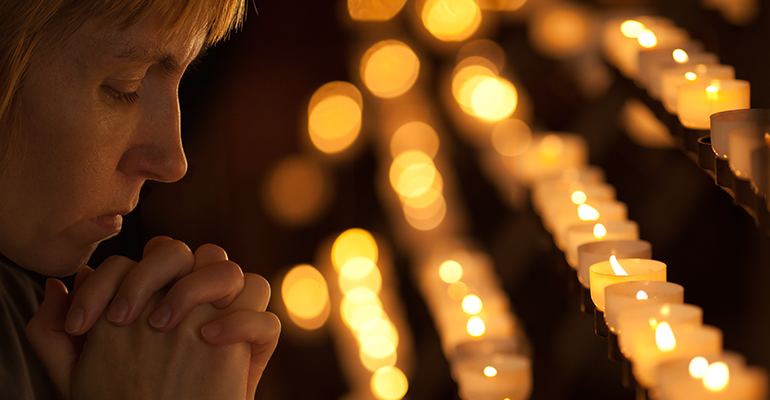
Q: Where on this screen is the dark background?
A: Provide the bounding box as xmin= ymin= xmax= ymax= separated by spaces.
xmin=90 ymin=0 xmax=770 ymax=398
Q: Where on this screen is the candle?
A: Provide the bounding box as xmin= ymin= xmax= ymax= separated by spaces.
xmin=453 ymin=352 xmax=532 ymax=400
xmin=531 ymin=167 xmax=607 ymax=214
xmin=646 ymin=52 xmax=720 ymax=99
xmin=677 ymin=79 xmax=750 ymax=129
xmin=539 ymin=182 xmax=616 ymax=225
xmin=636 ymin=42 xmax=703 ymax=89
xmin=604 ymin=281 xmax=684 ymax=334
xmin=577 ymin=239 xmax=651 ymax=289
xmin=616 ymin=303 xmax=702 ymax=361
xmin=656 ymin=352 xmax=769 ymax=400
xmin=550 ymin=200 xmax=628 ymax=247
xmin=564 ymin=220 xmax=639 ymax=268
xmin=707 ymin=109 xmax=770 ymax=180
xmin=589 ymin=257 xmax=666 ymax=312
xmin=509 ymin=133 xmax=588 ymax=184
xmin=660 ymin=64 xmax=734 ymax=113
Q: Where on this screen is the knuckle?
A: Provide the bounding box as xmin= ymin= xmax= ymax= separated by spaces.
xmin=196 ymin=243 xmax=228 ymax=259
xmin=157 ymin=239 xmax=193 ymax=258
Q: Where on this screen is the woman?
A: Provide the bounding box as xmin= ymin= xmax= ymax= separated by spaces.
xmin=0 ymin=0 xmax=280 ymax=398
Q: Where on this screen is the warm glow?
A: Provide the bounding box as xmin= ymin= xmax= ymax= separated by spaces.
xmin=571 ymin=191 xmax=587 ymax=205
xmin=462 ymin=294 xmax=483 ymax=315
xmin=403 ymin=194 xmax=447 ymax=231
xmin=703 ymin=362 xmax=730 ymax=392
xmin=361 ymin=40 xmax=420 ymax=99
xmin=685 ymin=72 xmax=697 ymax=81
xmin=706 ymin=85 xmax=719 ymax=93
xmin=346 ymin=287 xmax=378 ymax=303
xmin=439 ymin=260 xmax=463 ymax=283
xmin=448 ymin=281 xmax=469 ymax=301
xmin=483 ymin=366 xmax=498 ymax=377
xmin=577 ymin=204 xmax=600 ymax=221
xmin=673 ymin=49 xmax=689 ymax=63
xmin=649 ymin=318 xmax=658 ymax=328
xmin=422 ymin=0 xmax=482 ymax=42
xmin=655 ymin=322 xmax=676 ymax=352
xmin=593 ymin=223 xmax=607 ymax=239
xmin=469 ymin=77 xmax=518 ymax=122
xmin=282 ymin=265 xmax=330 ymax=329
xmin=389 ymin=150 xmax=436 ymax=199
xmin=706 ymin=83 xmax=720 ymax=102
xmin=339 ymin=257 xmax=382 ymax=296
xmin=390 ymin=121 xmax=440 ymax=159
xmin=689 ymin=357 xmax=709 ymax=379
xmin=361 ymin=335 xmax=398 ymax=360
xmin=609 ymin=255 xmax=628 ymax=276
xmin=491 ymin=118 xmax=532 ymax=157
xmin=308 ymin=82 xmax=363 ymax=154
xmin=266 ymin=156 xmax=328 ymax=226
xmin=661 ymin=304 xmax=671 ymax=316
xmin=403 ymin=185 xmax=443 ymax=211
xmin=467 ymin=316 xmax=486 ymax=337
xmin=359 ymin=317 xmax=399 ymax=347
xmin=340 ymin=256 xmax=377 ymax=280
xmin=636 ymin=290 xmax=648 ymax=300
xmin=453 ymin=63 xmax=498 ymax=107
xmin=332 ymin=228 xmax=378 ymax=272
xmin=539 ymin=134 xmax=564 ymax=160
xmin=348 ymin=0 xmax=407 ymax=21
xmin=638 ymin=30 xmax=658 ymax=48
xmin=371 ymin=366 xmax=408 ymax=400
xmin=620 ymin=20 xmax=645 ymax=38
xmin=349 ymin=303 xmax=385 ymax=332
xmin=341 ymin=293 xmax=381 ymax=327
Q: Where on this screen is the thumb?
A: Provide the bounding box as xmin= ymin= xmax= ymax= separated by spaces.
xmin=26 ymin=278 xmax=78 ymax=400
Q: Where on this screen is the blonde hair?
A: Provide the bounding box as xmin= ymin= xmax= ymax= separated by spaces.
xmin=0 ymin=0 xmax=246 ymax=171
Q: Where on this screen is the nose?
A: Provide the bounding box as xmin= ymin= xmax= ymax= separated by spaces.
xmin=118 ymin=88 xmax=188 ymax=183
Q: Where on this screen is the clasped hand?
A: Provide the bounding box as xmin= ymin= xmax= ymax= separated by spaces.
xmin=26 ymin=236 xmax=281 ymax=400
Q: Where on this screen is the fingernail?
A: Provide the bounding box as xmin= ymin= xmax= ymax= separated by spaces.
xmin=201 ymin=323 xmax=223 ymax=339
xmin=149 ymin=303 xmax=172 ymax=329
xmin=65 ymin=307 xmax=84 ymax=334
xmin=107 ymin=297 xmax=128 ymax=323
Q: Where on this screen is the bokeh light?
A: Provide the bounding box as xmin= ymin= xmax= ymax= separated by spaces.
xmin=469 ymin=76 xmax=518 ymax=122
xmin=390 ymin=121 xmax=440 ymax=159
xmin=281 ymin=265 xmax=330 ymax=330
xmin=371 ymin=366 xmax=409 ymax=400
xmin=332 ymin=228 xmax=379 ymax=272
xmin=530 ymin=4 xmax=591 ymax=59
xmin=439 ymin=260 xmax=463 ymax=283
xmin=361 ymin=40 xmax=420 ymax=98
xmin=462 ymin=294 xmax=483 ymax=315
xmin=348 ymin=0 xmax=407 ymax=21
xmin=491 ymin=118 xmax=532 ymax=157
xmin=404 ymin=194 xmax=447 ymax=231
xmin=467 ymin=316 xmax=486 ymax=337
xmin=308 ymin=81 xmax=363 ymax=154
xmin=448 ymin=281 xmax=468 ymax=301
xmin=264 ymin=155 xmax=331 ymax=227
xmin=389 ymin=150 xmax=437 ymax=199
xmin=339 ymin=257 xmax=383 ymax=296
xmin=421 ymin=0 xmax=482 ymax=42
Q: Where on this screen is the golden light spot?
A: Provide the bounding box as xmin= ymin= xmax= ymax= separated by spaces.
xmin=422 ymin=0 xmax=482 ymax=42
xmin=673 ymin=49 xmax=689 ymax=63
xmin=350 ymin=303 xmax=385 ymax=332
xmin=655 ymin=322 xmax=676 ymax=351
xmin=637 ymin=30 xmax=658 ymax=48
xmin=535 ymin=6 xmax=588 ymax=58
xmin=439 ymin=260 xmax=463 ymax=283
xmin=404 ymin=194 xmax=447 ymax=231
xmin=341 ymin=294 xmax=381 ymax=327
xmin=593 ymin=223 xmax=607 ymax=239
xmin=577 ymin=204 xmax=600 ymax=221
xmin=265 ymin=155 xmax=329 ymax=227
xmin=389 ymin=150 xmax=436 ymax=199
xmin=361 ymin=344 xmax=397 ymax=372
xmin=661 ymin=304 xmax=671 ymax=316
xmin=636 ymin=290 xmax=648 ymax=300
xmin=649 ymin=318 xmax=658 ymax=328
xmin=706 ymin=85 xmax=720 ymax=93
xmin=491 ymin=118 xmax=532 ymax=157
xmin=390 ymin=121 xmax=440 ymax=159
xmin=685 ymin=72 xmax=697 ymax=81
xmin=467 ymin=316 xmax=486 ymax=337
xmin=483 ymin=366 xmax=498 ymax=377
xmin=348 ymin=0 xmax=407 ymax=21
xmin=448 ymin=281 xmax=469 ymax=301
xmin=470 ymin=77 xmax=518 ymax=122
xmin=706 ymin=83 xmax=720 ymax=102
xmin=371 ymin=366 xmax=408 ymax=400
xmin=539 ymin=134 xmax=564 ymax=159
xmin=308 ymin=82 xmax=363 ymax=154
xmin=346 ymin=287 xmax=378 ymax=303
xmin=703 ymin=362 xmax=729 ymax=392
xmin=402 ymin=184 xmax=443 ymax=210
xmin=361 ymin=40 xmax=420 ymax=99
xmin=359 ymin=317 xmax=399 ymax=347
xmin=332 ymin=228 xmax=378 ymax=272
xmin=689 ymin=357 xmax=709 ymax=379
xmin=609 ymin=255 xmax=628 ymax=276
xmin=361 ymin=335 xmax=398 ymax=359
xmin=571 ymin=191 xmax=587 ymax=205
xmin=453 ymin=62 xmax=498 ymax=106
xmin=281 ymin=265 xmax=330 ymax=329
xmin=339 ymin=257 xmax=382 ymax=296
xmin=462 ymin=294 xmax=483 ymax=315
xmin=620 ymin=20 xmax=645 ymax=38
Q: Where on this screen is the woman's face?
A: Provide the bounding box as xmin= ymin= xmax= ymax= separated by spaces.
xmin=0 ymin=18 xmax=206 ymax=276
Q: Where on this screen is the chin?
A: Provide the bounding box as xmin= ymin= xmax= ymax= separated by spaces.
xmin=24 ymin=241 xmax=100 ymax=278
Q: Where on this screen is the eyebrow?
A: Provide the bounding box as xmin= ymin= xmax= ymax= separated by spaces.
xmin=114 ymin=45 xmax=190 ymax=76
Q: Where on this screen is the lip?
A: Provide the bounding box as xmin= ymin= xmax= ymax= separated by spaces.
xmin=90 ymin=214 xmax=124 ymax=233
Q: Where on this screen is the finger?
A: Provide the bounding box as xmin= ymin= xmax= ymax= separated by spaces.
xmin=142 ymin=235 xmax=174 ymax=258
xmin=71 ymin=266 xmax=95 ymax=297
xmin=199 ymin=310 xmax=281 ymax=398
xmin=147 ymin=260 xmax=244 ymax=332
xmin=64 ymin=256 xmax=136 ymax=335
xmin=26 ymin=279 xmax=76 ymax=400
xmin=227 ymin=273 xmax=271 ymax=313
xmin=106 ymin=239 xmax=195 ymax=326
xmin=193 ymin=243 xmax=229 ymax=271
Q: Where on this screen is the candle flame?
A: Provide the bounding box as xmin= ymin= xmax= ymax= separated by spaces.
xmin=661 ymin=304 xmax=671 ymax=316
xmin=483 ymin=366 xmax=498 ymax=377
xmin=462 ymin=294 xmax=483 ymax=315
xmin=636 ymin=290 xmax=648 ymax=300
xmin=689 ymin=357 xmax=709 ymax=379
xmin=467 ymin=316 xmax=486 ymax=337
xmin=706 ymin=83 xmax=720 ymax=102
xmin=577 ymin=204 xmax=600 ymax=221
xmin=673 ymin=49 xmax=689 ymax=63
xmin=703 ymin=362 xmax=730 ymax=391
xmin=685 ymin=72 xmax=697 ymax=81
xmin=571 ymin=190 xmax=587 ymax=205
xmin=609 ymin=255 xmax=628 ymax=276
xmin=620 ymin=20 xmax=644 ymax=38
xmin=637 ymin=30 xmax=658 ymax=48
xmin=655 ymin=322 xmax=676 ymax=351
xmin=649 ymin=317 xmax=658 ymax=328
xmin=593 ymin=223 xmax=607 ymax=239
xmin=706 ymin=85 xmax=720 ymax=93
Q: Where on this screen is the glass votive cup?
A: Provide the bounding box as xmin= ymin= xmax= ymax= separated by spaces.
xmin=678 ymin=79 xmax=750 ymax=130
xmin=660 ymin=63 xmax=732 ymax=113
xmin=577 ymin=239 xmax=652 ymax=289
xmin=711 ymin=108 xmax=770 ymax=161
xmin=565 ymin=220 xmax=639 ymax=268
xmin=604 ymin=280 xmax=684 ymax=334
xmin=453 ymin=352 xmax=532 ymax=400
xmin=589 ymin=258 xmax=666 ymax=312
xmin=617 ymin=303 xmax=702 ymax=361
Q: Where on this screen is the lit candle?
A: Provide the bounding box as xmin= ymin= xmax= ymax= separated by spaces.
xmin=539 ymin=182 xmax=616 ymax=227
xmin=646 ymin=52 xmax=720 ymax=99
xmin=656 ymin=352 xmax=769 ymax=400
xmin=564 ymin=220 xmax=639 ymax=268
xmin=660 ymin=64 xmax=734 ymax=113
xmin=453 ymin=353 xmax=532 ymax=400
xmin=677 ymin=79 xmax=750 ymax=129
xmin=604 ymin=280 xmax=684 ymax=334
xmin=616 ymin=303 xmax=703 ymax=362
xmin=509 ymin=133 xmax=588 ymax=185
xmin=636 ymin=42 xmax=703 ymax=89
xmin=589 ymin=257 xmax=666 ymax=312
xmin=531 ymin=166 xmax=606 ymax=210
xmin=577 ymin=239 xmax=652 ymax=290
xmin=551 ymin=200 xmax=628 ymax=247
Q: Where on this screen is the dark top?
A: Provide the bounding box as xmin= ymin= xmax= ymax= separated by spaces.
xmin=0 ymin=257 xmax=60 ymax=399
